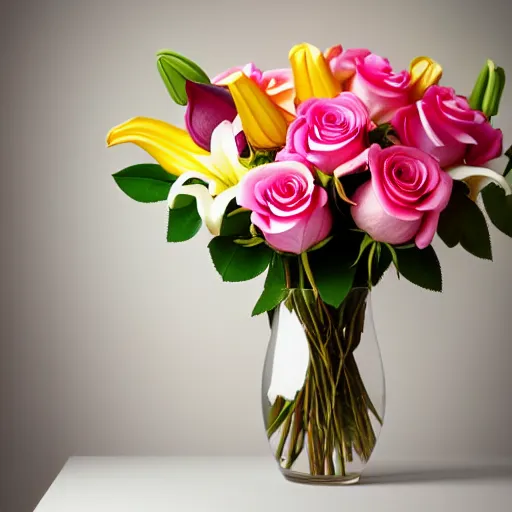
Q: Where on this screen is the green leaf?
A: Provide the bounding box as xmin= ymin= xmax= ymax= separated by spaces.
xmin=352 ymin=234 xmax=374 ymax=267
xmin=481 ymin=183 xmax=512 ymax=237
xmin=308 ymin=239 xmax=356 ymax=307
xmin=459 ymin=201 xmax=492 ymax=260
xmin=383 ymin=243 xmax=400 ymax=274
xmin=316 ymin=169 xmax=332 ymax=187
xmin=371 ymin=244 xmax=392 ymax=286
xmin=156 ymin=50 xmax=210 ymax=106
xmin=396 ymin=245 xmax=442 ymax=292
xmin=167 ymin=196 xmax=202 ymax=242
xmin=208 ymin=236 xmax=272 ymax=282
xmin=438 ymin=183 xmax=492 ymax=260
xmin=220 ymin=209 xmax=252 ymax=237
xmin=113 ymin=164 xmax=176 ymax=203
xmin=252 ymin=255 xmax=289 ymax=316
xmin=307 ymin=236 xmax=333 ymax=252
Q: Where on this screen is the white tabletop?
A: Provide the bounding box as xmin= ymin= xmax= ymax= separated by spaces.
xmin=34 ymin=457 xmax=512 ymax=512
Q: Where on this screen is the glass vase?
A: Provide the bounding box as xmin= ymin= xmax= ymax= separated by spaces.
xmin=262 ymin=287 xmax=385 ymax=485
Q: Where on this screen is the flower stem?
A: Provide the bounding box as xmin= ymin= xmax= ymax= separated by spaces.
xmin=267 ymin=288 xmax=382 ymax=477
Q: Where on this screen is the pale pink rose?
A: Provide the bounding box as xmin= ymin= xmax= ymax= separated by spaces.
xmin=351 ymin=145 xmax=452 ymax=249
xmin=213 ymin=63 xmax=295 ymax=116
xmin=349 ymin=54 xmax=411 ymax=124
xmin=325 ymin=45 xmax=371 ymax=83
xmin=392 ymin=85 xmax=503 ymax=168
xmin=276 ymin=92 xmax=372 ymax=175
xmin=236 ymin=161 xmax=332 ymax=254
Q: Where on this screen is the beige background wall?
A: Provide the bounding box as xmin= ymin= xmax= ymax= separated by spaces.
xmin=1 ymin=0 xmax=512 ymax=510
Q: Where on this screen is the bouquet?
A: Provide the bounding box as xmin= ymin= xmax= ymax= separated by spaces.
xmin=107 ymin=43 xmax=511 ymax=481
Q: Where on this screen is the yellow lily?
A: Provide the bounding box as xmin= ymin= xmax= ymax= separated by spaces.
xmin=223 ymin=71 xmax=288 ymax=149
xmin=289 ymin=42 xmax=341 ymax=104
xmin=409 ymin=56 xmax=443 ymax=102
xmin=107 ymin=116 xmax=243 ymax=196
xmin=107 ymin=118 xmax=248 ymax=234
xmin=448 ymin=165 xmax=511 ymax=201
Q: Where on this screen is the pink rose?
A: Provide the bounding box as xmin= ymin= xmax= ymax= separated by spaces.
xmin=277 ymin=92 xmax=372 ymax=175
xmin=392 ymin=85 xmax=503 ymax=168
xmin=325 ymin=45 xmax=371 ymax=83
xmin=349 ymin=54 xmax=411 ymax=124
xmin=351 ymin=145 xmax=453 ymax=249
xmin=236 ymin=161 xmax=332 ymax=254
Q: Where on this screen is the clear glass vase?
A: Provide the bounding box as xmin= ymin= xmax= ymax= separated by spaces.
xmin=262 ymin=287 xmax=385 ymax=485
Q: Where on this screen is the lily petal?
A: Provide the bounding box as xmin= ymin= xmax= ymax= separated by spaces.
xmin=289 ymin=43 xmax=341 ymax=104
xmin=209 ymin=121 xmax=248 ymax=183
xmin=206 ymin=186 xmax=240 ymax=235
xmin=448 ymin=165 xmax=512 ymax=201
xmin=223 ymin=71 xmax=288 ymax=149
xmin=167 ymin=172 xmax=238 ymax=235
xmin=107 ymin=116 xmax=213 ymax=176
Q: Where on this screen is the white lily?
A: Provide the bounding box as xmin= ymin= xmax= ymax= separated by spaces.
xmin=167 ymin=120 xmax=248 ymax=235
xmin=448 ymin=165 xmax=512 ymax=201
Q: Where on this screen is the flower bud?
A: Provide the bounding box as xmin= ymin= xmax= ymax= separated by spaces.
xmin=289 ymin=43 xmax=341 ymax=104
xmin=156 ymin=50 xmax=210 ymax=105
xmin=409 ymin=56 xmax=443 ymax=101
xmin=223 ymin=71 xmax=287 ymax=149
xmin=469 ymin=60 xmax=506 ymax=118
xmin=185 ymin=81 xmax=237 ymax=151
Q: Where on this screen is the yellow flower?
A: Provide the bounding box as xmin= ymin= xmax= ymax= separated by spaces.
xmin=107 ymin=116 xmax=244 ymax=195
xmin=289 ymin=43 xmax=341 ymax=104
xmin=107 ymin=118 xmax=248 ymax=234
xmin=409 ymin=56 xmax=443 ymax=102
xmin=223 ymin=71 xmax=288 ymax=149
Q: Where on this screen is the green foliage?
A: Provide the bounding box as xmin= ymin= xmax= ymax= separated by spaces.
xmin=371 ymin=244 xmax=393 ymax=286
xmin=156 ymin=50 xmax=210 ymax=105
xmin=167 ymin=195 xmax=202 ymax=242
xmin=308 ymin=239 xmax=356 ymax=307
xmin=252 ymin=255 xmax=289 ymax=316
xmin=220 ymin=209 xmax=252 ymax=237
xmin=353 ymin=236 xmax=397 ymax=288
xmin=368 ymin=123 xmax=396 ymax=148
xmin=240 ymin=149 xmax=277 ymax=169
xmin=113 ymin=164 xmax=176 ymax=203
xmin=395 ymin=245 xmax=442 ymax=292
xmin=353 ymin=234 xmax=375 ymax=267
xmin=482 ymin=182 xmax=512 ymax=238
xmin=438 ymin=183 xmax=492 ymax=260
xmin=208 ymin=236 xmax=272 ymax=282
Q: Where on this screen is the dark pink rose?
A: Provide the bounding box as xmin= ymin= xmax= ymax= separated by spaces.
xmin=392 ymin=85 xmax=503 ymax=168
xmin=351 ymin=145 xmax=452 ymax=249
xmin=277 ymin=92 xmax=372 ymax=175
xmin=349 ymin=54 xmax=411 ymax=124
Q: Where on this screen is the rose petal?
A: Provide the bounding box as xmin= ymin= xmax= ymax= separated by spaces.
xmin=415 ymin=210 xmax=441 ymax=249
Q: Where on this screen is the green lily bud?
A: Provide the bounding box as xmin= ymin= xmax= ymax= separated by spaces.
xmin=156 ymin=50 xmax=210 ymax=106
xmin=469 ymin=60 xmax=506 ymax=118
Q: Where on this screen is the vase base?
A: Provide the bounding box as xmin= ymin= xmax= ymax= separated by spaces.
xmin=281 ymin=469 xmax=360 ymax=486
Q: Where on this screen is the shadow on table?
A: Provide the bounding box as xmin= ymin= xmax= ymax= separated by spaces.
xmin=362 ymin=465 xmax=512 ymax=485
